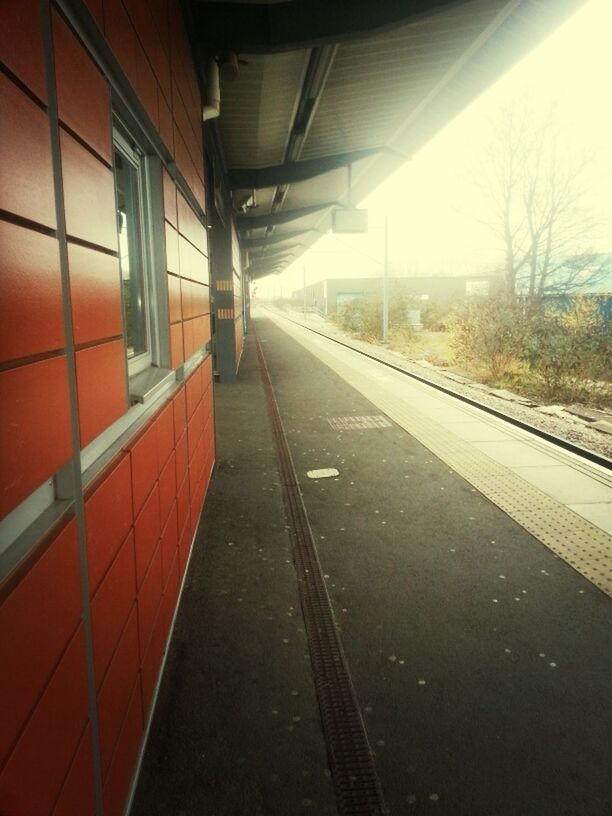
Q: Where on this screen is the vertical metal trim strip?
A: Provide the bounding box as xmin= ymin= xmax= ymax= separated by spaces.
xmin=39 ymin=2 xmax=104 ymax=812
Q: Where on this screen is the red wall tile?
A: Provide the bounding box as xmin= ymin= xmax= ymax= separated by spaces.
xmin=51 ymin=725 xmax=96 ymax=816
xmin=0 ymin=0 xmax=46 ymax=102
xmin=104 ymin=0 xmax=138 ymax=86
xmin=0 ymin=74 xmax=56 ymax=229
xmin=185 ymin=365 xmax=202 ymax=419
xmin=76 ymin=339 xmax=127 ymax=447
xmin=0 ymin=356 xmax=72 ymax=519
xmin=152 ymin=0 xmax=170 ymax=54
xmin=0 ymin=627 xmax=89 ymax=816
xmin=189 ymin=486 xmax=201 ymax=539
xmin=53 ymin=11 xmax=111 ymax=162
xmin=187 ymin=411 xmax=203 ymax=462
xmin=177 ymin=512 xmax=192 ymax=579
xmin=173 ymin=126 xmax=192 ymax=191
xmin=191 ymin=282 xmax=208 ymax=317
xmin=158 ymin=452 xmax=177 ymax=528
xmin=0 ymin=520 xmax=80 ymax=765
xmin=91 ymin=531 xmax=136 ymax=687
xmin=124 ymin=0 xmax=162 ymax=74
xmin=97 ymin=607 xmax=139 ymax=776
xmin=85 ymin=455 xmax=133 ymax=593
xmin=192 ymin=175 xmax=205 ymax=211
xmin=0 ymin=222 xmax=64 ymax=364
xmin=140 ymin=605 xmax=165 ymax=717
xmin=176 ymin=471 xmax=190 ymax=540
xmin=161 ymin=549 xmax=180 ymax=633
xmin=173 ymin=387 xmax=186 ymax=442
xmin=193 ymin=315 xmax=210 ymax=348
xmin=102 ymin=681 xmax=143 ymax=816
xmin=167 ymin=273 xmax=182 ymax=323
xmin=175 ymin=430 xmax=188 ymax=489
xmin=160 ymin=501 xmax=178 ymax=589
xmin=127 ymin=422 xmax=158 ymax=517
xmin=202 ymin=353 xmax=213 ymax=385
xmin=179 ymin=235 xmax=208 ymax=284
xmin=182 ymin=316 xmax=195 ymax=360
xmin=153 ymin=40 xmax=172 ymax=108
xmin=165 ymin=222 xmax=179 ymax=274
xmin=156 ymin=402 xmax=175 ymax=471
xmin=170 ymin=321 xmax=184 ymax=369
xmin=69 ymin=243 xmax=123 ymax=346
xmin=180 ymin=278 xmax=193 ymax=320
xmin=177 ymin=192 xmax=207 ymax=255
xmin=137 ymin=543 xmax=163 ymax=658
xmin=134 ymin=45 xmax=158 ymax=128
xmin=133 ymin=482 xmax=160 ymax=588
xmin=61 ymin=130 xmax=118 ymax=251
xmin=162 ymin=170 xmax=177 ymax=227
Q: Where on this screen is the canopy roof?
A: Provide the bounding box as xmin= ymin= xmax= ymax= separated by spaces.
xmin=189 ymin=0 xmax=584 ymax=278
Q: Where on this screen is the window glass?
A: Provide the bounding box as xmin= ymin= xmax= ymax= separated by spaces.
xmin=114 ymin=145 xmax=148 ymax=359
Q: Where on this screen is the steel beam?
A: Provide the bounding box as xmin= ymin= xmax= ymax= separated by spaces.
xmin=228 ymin=148 xmax=380 ymax=189
xmin=242 ymin=229 xmax=312 ymax=248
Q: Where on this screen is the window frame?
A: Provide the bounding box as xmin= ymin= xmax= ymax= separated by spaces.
xmin=113 ymin=124 xmax=155 ymax=378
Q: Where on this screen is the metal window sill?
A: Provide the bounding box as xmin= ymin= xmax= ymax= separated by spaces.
xmin=129 ymin=366 xmax=175 ymax=404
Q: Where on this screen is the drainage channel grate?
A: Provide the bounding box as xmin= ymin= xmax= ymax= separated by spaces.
xmin=255 ymin=330 xmax=387 ymax=816
xmin=327 ymin=415 xmax=392 ymax=431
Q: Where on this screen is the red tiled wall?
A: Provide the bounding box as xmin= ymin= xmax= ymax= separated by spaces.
xmin=165 ymin=185 xmax=211 ymax=367
xmin=235 ymin=318 xmax=244 ymax=371
xmin=84 ymin=368 xmax=212 ymax=814
xmin=51 ymin=9 xmax=127 ymax=454
xmin=0 ymin=366 xmax=214 ymax=815
xmin=0 ymin=521 xmax=92 ymax=814
xmin=0 ymin=2 xmax=215 ymax=816
xmin=0 ymin=49 xmax=72 ymax=517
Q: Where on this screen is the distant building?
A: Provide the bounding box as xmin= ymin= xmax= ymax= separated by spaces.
xmin=516 ymin=253 xmax=612 ymax=297
xmin=294 ymin=274 xmax=503 ymax=316
xmin=532 ymin=253 xmax=612 ymax=319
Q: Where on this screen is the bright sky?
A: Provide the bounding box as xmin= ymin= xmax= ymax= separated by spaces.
xmin=257 ymin=0 xmax=612 ymax=298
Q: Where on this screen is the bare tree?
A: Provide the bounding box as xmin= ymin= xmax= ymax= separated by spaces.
xmin=479 ymin=100 xmax=608 ymax=301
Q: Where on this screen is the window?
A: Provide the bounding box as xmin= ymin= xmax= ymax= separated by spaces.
xmin=113 ymin=127 xmax=152 ymax=376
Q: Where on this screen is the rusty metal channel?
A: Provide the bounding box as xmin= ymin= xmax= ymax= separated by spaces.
xmin=254 ymin=330 xmax=387 ymax=816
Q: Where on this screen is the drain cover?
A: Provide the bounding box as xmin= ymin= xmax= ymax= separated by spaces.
xmin=328 ymin=415 xmax=392 ymax=431
xmin=307 ymin=468 xmax=340 ymax=479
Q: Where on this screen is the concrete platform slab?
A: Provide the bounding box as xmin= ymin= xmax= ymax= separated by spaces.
xmin=444 ymin=421 xmax=515 ymax=443
xmin=473 ymin=439 xmax=562 ymax=468
xmin=512 ymin=464 xmax=612 ymax=504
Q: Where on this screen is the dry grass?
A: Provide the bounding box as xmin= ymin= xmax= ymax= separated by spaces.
xmin=386 ymin=329 xmax=611 ymax=409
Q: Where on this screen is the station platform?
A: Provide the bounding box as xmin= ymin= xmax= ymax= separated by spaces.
xmin=131 ymin=315 xmax=610 ymax=816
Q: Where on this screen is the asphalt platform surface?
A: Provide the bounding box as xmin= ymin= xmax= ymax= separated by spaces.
xmin=132 ymin=316 xmax=610 ymax=816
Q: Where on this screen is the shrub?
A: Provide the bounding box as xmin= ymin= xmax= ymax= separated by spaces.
xmin=450 ymin=295 xmax=527 ymax=380
xmin=421 ymin=301 xmax=454 ymax=332
xmin=334 ymin=294 xmax=417 ymax=343
xmin=524 ymin=297 xmax=611 ymax=395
